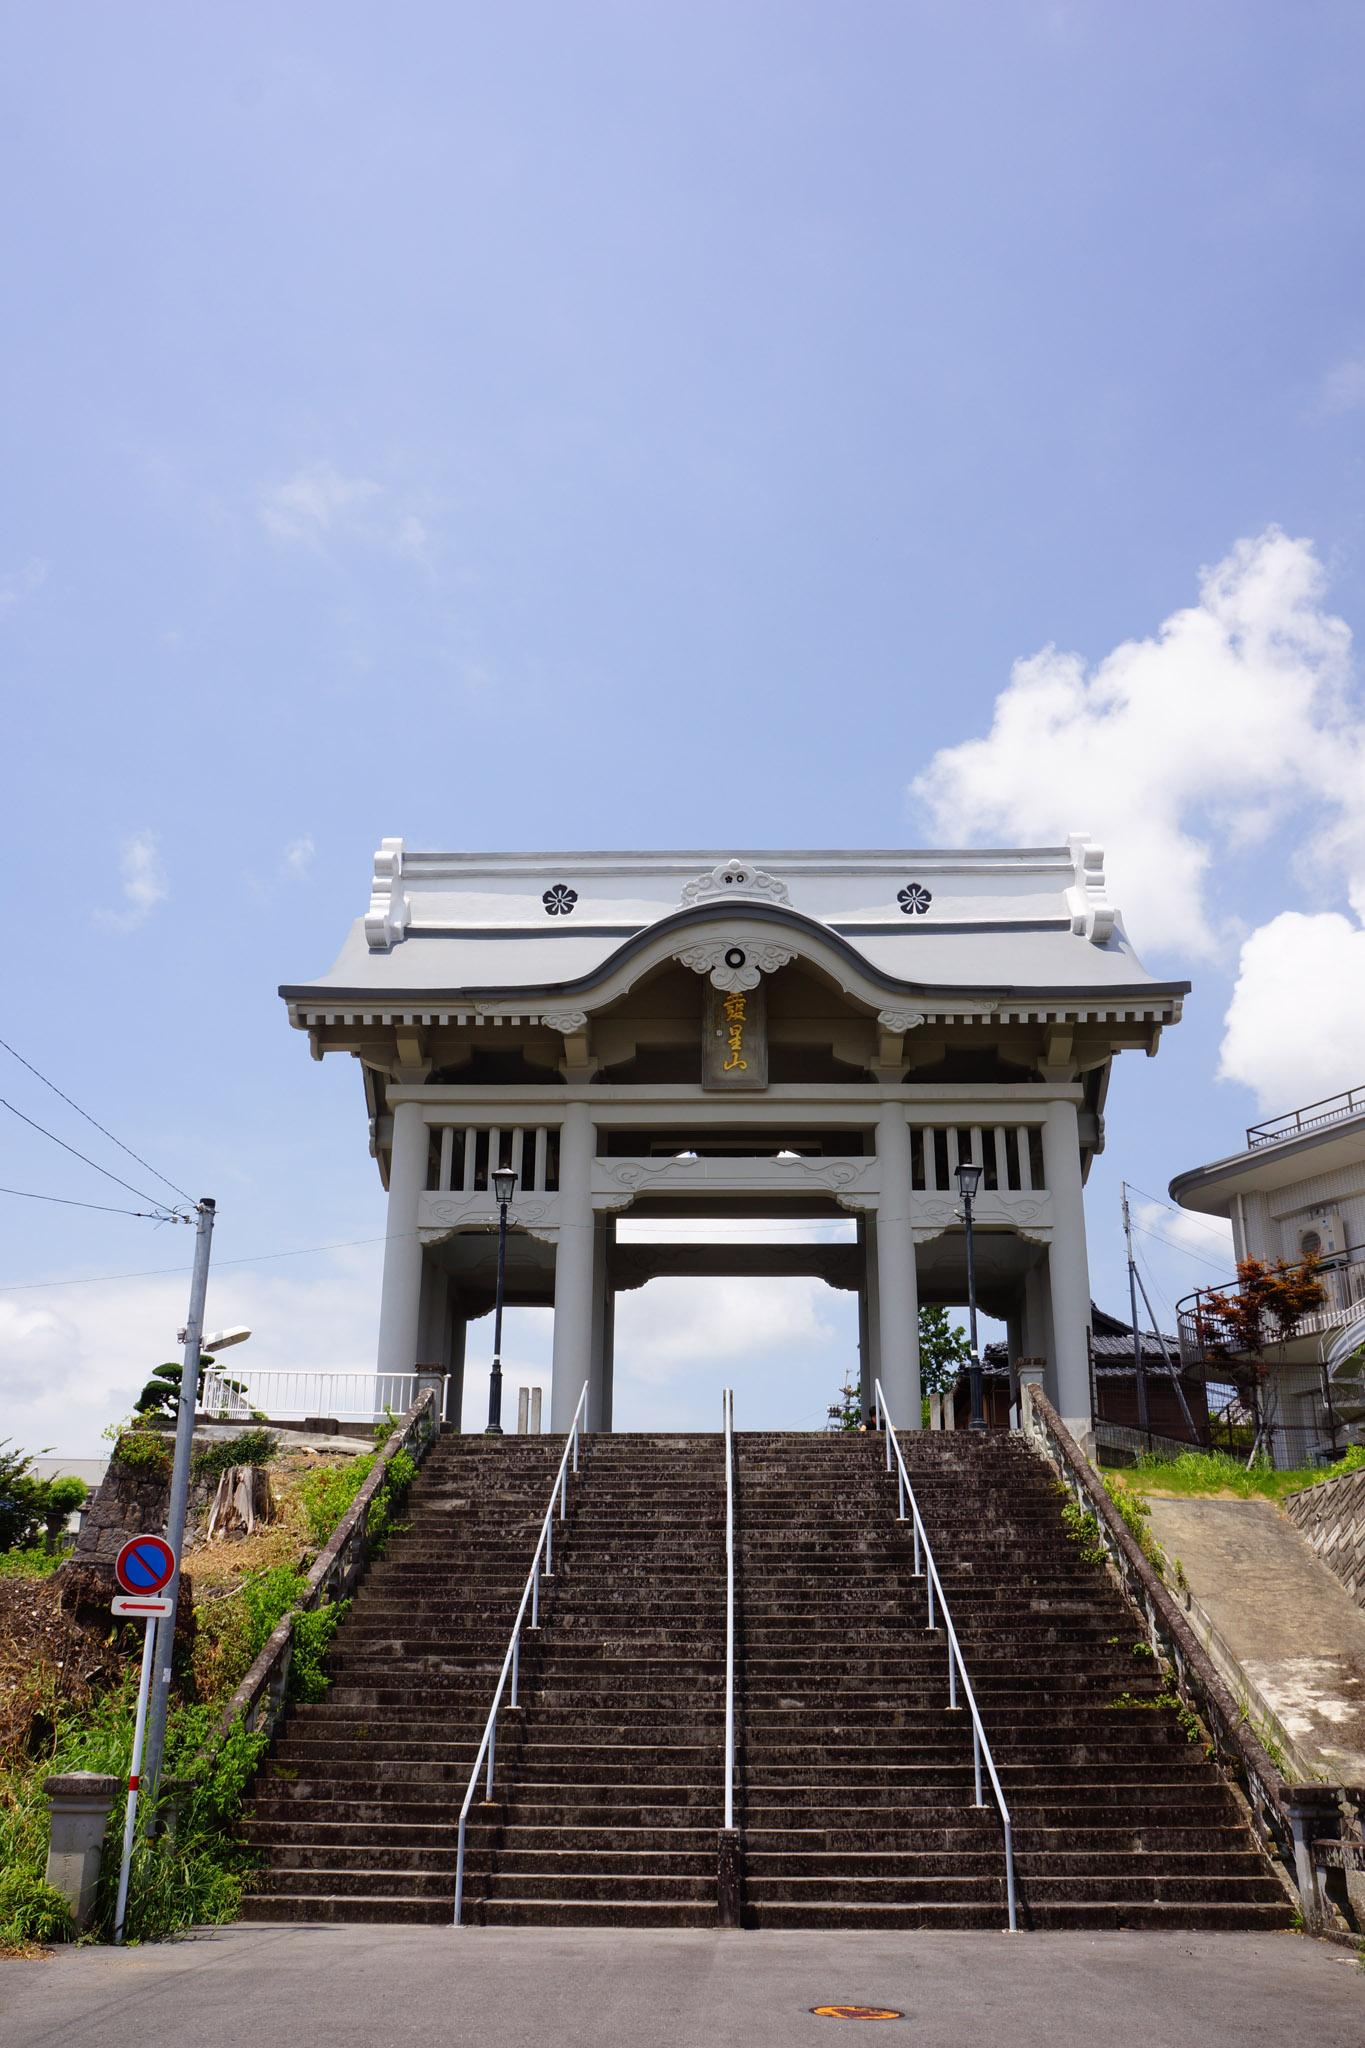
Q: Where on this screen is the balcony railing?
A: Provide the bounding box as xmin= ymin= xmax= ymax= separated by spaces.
xmin=1246 ymin=1084 xmax=1365 ymax=1149
xmin=1177 ymin=1246 xmax=1365 ymax=1371
xmin=201 ymin=1367 xmax=440 ymax=1424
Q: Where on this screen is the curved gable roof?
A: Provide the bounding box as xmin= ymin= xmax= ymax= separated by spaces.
xmin=280 ymin=841 xmax=1188 ymax=1021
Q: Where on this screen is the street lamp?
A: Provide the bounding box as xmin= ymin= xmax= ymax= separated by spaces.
xmin=956 ymin=1160 xmax=986 ymax=1431
xmin=486 ymin=1165 xmax=518 ymax=1435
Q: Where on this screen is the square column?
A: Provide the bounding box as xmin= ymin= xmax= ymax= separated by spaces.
xmin=376 ymin=1099 xmax=427 ymax=1378
xmin=875 ymin=1105 xmax=922 ymax=1428
xmin=588 ymin=1216 xmax=615 ymax=1432
xmin=1041 ymin=1098 xmax=1094 ymax=1443
xmin=550 ymin=1102 xmax=596 ymax=1431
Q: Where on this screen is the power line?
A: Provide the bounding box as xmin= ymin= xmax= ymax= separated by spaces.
xmin=0 ymin=1184 xmax=169 ymax=1220
xmin=1123 ymin=1181 xmax=1235 ymax=1249
xmin=1131 ymin=1220 xmax=1230 ymax=1272
xmin=0 ymin=1033 xmax=196 ymax=1207
xmin=0 ymin=1095 xmax=187 ymax=1214
xmin=0 ymin=1229 xmax=404 ymax=1295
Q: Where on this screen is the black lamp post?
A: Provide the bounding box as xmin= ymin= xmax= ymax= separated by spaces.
xmin=956 ymin=1160 xmax=986 ymax=1431
xmin=485 ymin=1164 xmax=518 ymax=1435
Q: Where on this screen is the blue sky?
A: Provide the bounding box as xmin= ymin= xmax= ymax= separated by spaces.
xmin=4 ymin=4 xmax=1365 ymax=1452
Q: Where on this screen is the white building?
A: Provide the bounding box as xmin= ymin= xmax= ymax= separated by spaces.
xmin=1171 ymin=1086 xmax=1365 ymax=1461
xmin=281 ymin=840 xmax=1186 ymax=1441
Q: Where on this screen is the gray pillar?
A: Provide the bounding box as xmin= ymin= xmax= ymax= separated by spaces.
xmin=550 ymin=1103 xmax=596 ymax=1431
xmin=445 ymin=1307 xmax=467 ymax=1427
xmin=376 ymin=1100 xmax=427 ymax=1378
xmin=417 ymin=1258 xmax=448 ymax=1365
xmin=588 ymin=1216 xmax=612 ymax=1432
xmin=1042 ymin=1099 xmax=1094 ymax=1443
xmin=856 ymin=1218 xmax=872 ymax=1424
xmin=875 ymin=1105 xmax=922 ymax=1428
xmin=45 ymin=1774 xmax=119 ymax=1929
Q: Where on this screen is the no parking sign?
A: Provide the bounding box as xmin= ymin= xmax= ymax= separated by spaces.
xmin=113 ymin=1535 xmax=177 ymax=1618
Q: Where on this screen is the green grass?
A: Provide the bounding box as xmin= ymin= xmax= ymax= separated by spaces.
xmin=1122 ymin=1441 xmax=1365 ymax=1501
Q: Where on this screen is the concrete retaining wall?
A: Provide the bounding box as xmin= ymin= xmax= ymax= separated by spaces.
xmin=1286 ymin=1467 xmax=1365 ymax=1613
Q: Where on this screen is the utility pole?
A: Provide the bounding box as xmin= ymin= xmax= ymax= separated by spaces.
xmin=141 ymin=1196 xmax=216 ymax=1809
xmin=1121 ymin=1184 xmax=1152 ymax=1446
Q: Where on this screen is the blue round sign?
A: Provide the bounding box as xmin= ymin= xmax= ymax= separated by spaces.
xmin=114 ymin=1535 xmax=176 ymax=1596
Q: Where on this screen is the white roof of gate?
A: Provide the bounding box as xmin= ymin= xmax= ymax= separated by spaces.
xmin=279 ymin=840 xmax=1187 ymax=1016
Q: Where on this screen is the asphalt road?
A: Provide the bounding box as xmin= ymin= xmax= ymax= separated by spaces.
xmin=2 ymin=1925 xmax=1362 ymax=2048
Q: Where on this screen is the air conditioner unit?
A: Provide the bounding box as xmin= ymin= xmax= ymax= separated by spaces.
xmin=1298 ymin=1211 xmax=1348 ymax=1262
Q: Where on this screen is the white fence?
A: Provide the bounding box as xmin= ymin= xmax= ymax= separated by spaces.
xmin=201 ymin=1368 xmax=430 ymax=1424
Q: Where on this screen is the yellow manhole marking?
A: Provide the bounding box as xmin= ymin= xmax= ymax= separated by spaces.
xmin=811 ymin=2007 xmax=903 ymax=2022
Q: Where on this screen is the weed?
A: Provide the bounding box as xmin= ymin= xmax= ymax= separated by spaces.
xmin=1060 ymin=1501 xmax=1106 ymax=1566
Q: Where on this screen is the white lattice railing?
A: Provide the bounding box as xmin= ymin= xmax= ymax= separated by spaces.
xmin=201 ymin=1368 xmax=431 ymax=1424
xmin=909 ymin=1123 xmax=1045 ymax=1194
xmin=426 ymin=1123 xmax=559 ymax=1195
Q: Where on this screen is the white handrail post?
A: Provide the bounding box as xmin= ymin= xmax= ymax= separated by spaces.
xmin=874 ymin=1375 xmax=1017 ymax=1934
xmin=452 ymin=1380 xmax=589 ymax=1928
xmin=897 ymin=1465 xmax=906 ymax=1520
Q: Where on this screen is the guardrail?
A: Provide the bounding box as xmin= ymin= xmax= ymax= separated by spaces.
xmin=1019 ymin=1380 xmax=1355 ymax=1929
xmin=873 ymin=1379 xmax=1017 ymax=1932
xmin=209 ymin=1388 xmax=441 ymax=1749
xmin=453 ymin=1381 xmax=590 ymax=1927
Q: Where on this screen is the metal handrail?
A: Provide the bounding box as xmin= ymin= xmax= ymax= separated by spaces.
xmin=723 ymin=1385 xmax=736 ymax=1831
xmin=1247 ymin=1082 xmax=1364 ymax=1148
xmin=452 ymin=1380 xmax=590 ymax=1926
xmin=873 ymin=1380 xmax=1017 ymax=1932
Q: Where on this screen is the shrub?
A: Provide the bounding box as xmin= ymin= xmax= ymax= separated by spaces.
xmin=110 ymin=1429 xmax=173 ymax=1478
xmin=191 ymin=1430 xmax=279 ymax=1485
xmin=297 ymin=1447 xmax=416 ymax=1555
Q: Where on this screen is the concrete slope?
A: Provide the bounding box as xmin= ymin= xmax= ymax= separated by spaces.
xmin=1144 ymin=1493 xmax=1365 ymax=1783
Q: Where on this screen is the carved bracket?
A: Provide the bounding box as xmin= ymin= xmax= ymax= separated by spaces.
xmin=675 ymin=940 xmax=794 ymax=992
xmin=1066 ymin=833 xmax=1117 ymax=946
xmin=680 ymin=860 xmax=790 ymax=908
xmin=364 ymin=837 xmax=410 ymax=953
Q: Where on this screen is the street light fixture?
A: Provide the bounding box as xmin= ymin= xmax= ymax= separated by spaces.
xmin=486 ymin=1166 xmax=518 ymax=1434
xmin=956 ymin=1161 xmax=986 ymax=1430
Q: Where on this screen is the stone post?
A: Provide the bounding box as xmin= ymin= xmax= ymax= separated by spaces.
xmin=874 ymin=1105 xmax=922 ymax=1428
xmin=376 ymin=1100 xmax=428 ymax=1379
xmin=45 ymin=1774 xmax=119 ymax=1929
xmin=1041 ymin=1100 xmax=1095 ymax=1445
xmin=550 ymin=1103 xmax=596 ymax=1431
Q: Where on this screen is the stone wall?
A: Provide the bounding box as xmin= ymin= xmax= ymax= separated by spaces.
xmin=72 ymin=1453 xmax=212 ymax=1574
xmin=1286 ymin=1467 xmax=1365 ymax=1613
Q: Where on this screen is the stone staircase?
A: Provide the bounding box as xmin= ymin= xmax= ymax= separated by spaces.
xmin=241 ymin=1424 xmax=1293 ymax=1930
xmin=737 ymin=1429 xmax=1293 ymax=1930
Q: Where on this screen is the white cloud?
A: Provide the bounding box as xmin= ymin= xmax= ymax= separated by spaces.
xmin=1319 ymin=355 xmax=1365 ymax=416
xmin=1219 ymin=911 xmax=1365 ymax=1113
xmin=0 ymin=1244 xmax=386 ymax=1459
xmin=911 ymin=529 xmax=1361 ymax=959
xmin=258 ymin=462 xmax=430 ymax=564
xmin=1133 ymin=1199 xmax=1233 ymax=1265
xmin=0 ymin=557 xmax=47 ymax=615
xmin=282 ymin=835 xmax=315 ymax=880
xmin=94 ymin=830 xmax=169 ymax=933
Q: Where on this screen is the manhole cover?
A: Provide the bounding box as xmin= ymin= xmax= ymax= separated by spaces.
xmin=811 ymin=2007 xmax=903 ymax=2022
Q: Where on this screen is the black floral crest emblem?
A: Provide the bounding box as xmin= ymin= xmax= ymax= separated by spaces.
xmin=897 ymin=883 xmax=932 ymax=916
xmin=542 ymin=884 xmax=578 ymax=916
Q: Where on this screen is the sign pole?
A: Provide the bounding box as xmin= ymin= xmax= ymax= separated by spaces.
xmin=112 ymin=1615 xmax=158 ymax=1945
xmin=141 ymin=1196 xmax=215 ymax=1808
